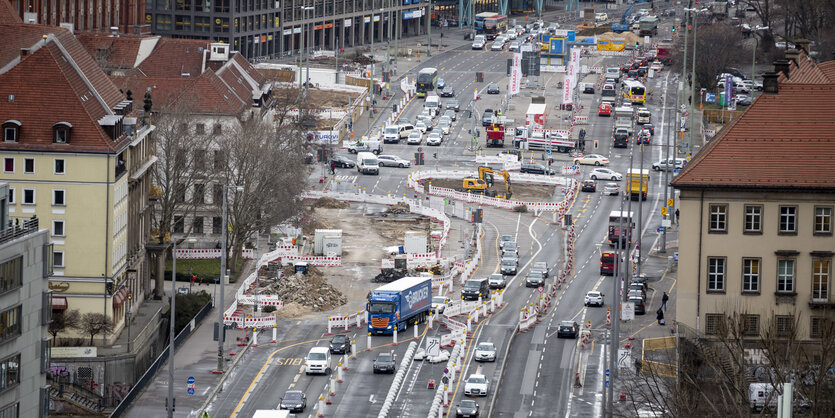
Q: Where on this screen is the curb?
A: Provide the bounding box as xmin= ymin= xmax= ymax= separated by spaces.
xmin=196 ymin=342 xmax=252 ymax=415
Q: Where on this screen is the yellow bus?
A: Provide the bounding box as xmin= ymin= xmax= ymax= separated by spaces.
xmin=622 ymin=80 xmax=647 ymax=104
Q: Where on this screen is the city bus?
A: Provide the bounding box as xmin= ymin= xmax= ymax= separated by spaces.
xmin=622 ymin=80 xmax=647 ymax=104
xmin=607 ymin=210 xmax=634 ymax=247
xmin=482 ymin=15 xmax=508 ymax=40
xmin=474 ymin=12 xmax=499 ymax=34
xmin=416 ymin=67 xmax=439 ymax=98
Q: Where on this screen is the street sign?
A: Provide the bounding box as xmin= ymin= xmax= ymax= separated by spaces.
xmin=427 ymin=337 xmax=440 ymax=357
xmin=668 ymin=198 xmax=674 ymax=207
xmin=661 ymin=206 xmax=667 ymax=216
xmin=187 ymin=387 xmax=195 ymax=395
xmin=617 ymin=348 xmax=631 ymax=369
xmin=537 ymin=286 xmax=544 ymax=293
xmin=187 ymin=376 xmax=195 ymax=385
xmin=547 ymin=149 xmax=552 ymax=156
xmin=622 ymin=302 xmax=635 ymax=320
xmin=674 ymin=252 xmax=679 ymax=262
xmin=657 ymin=226 xmax=665 ymax=233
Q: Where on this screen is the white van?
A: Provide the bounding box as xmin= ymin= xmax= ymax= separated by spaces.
xmin=424 ymin=95 xmax=441 ymax=115
xmin=606 ymin=67 xmax=620 ymax=82
xmin=472 ymin=35 xmax=486 ymax=50
xmin=356 ymin=151 xmax=380 ymax=175
xmin=305 ymin=346 xmax=331 ymax=375
xmin=384 ymin=125 xmax=401 ymax=143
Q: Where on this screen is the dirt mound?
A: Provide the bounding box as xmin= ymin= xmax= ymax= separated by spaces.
xmin=275 ymin=302 xmax=313 ymax=318
xmin=372 ymin=269 xmax=408 ymax=283
xmin=313 ymin=197 xmax=351 ymax=209
xmin=259 ymin=265 xmax=347 ymax=314
xmin=596 ymin=31 xmax=643 ymax=45
xmin=385 ymin=202 xmax=410 ymax=214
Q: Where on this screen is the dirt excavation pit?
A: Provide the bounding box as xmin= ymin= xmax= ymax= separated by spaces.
xmin=425 ymin=179 xmax=558 ymax=202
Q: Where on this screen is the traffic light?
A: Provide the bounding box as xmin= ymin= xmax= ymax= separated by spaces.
xmin=671 ymin=26 xmax=676 ymax=33
xmin=594 ymin=140 xmax=599 ymax=149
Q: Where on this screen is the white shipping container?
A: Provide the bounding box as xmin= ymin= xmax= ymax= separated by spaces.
xmin=322 ymin=235 xmax=343 ymax=256
xmin=314 ymin=229 xmax=342 ymax=255
xmin=404 ymin=232 xmax=427 ymax=254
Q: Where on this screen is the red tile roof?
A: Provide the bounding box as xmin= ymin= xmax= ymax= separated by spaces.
xmin=134 ymin=37 xmax=211 ymax=78
xmin=672 ymin=81 xmax=835 ymax=191
xmin=0 ymin=24 xmax=132 ymax=153
xmin=0 ymin=1 xmax=21 ymax=23
xmin=816 ymin=61 xmax=835 ymax=81
xmin=779 ymin=53 xmax=833 ymax=84
xmin=76 ymin=33 xmax=146 ymax=69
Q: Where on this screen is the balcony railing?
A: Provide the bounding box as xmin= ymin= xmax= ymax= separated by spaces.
xmin=0 ymin=217 xmax=39 ymax=246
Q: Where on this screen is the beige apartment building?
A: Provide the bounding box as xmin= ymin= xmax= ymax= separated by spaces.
xmin=672 ymin=49 xmax=835 ymax=341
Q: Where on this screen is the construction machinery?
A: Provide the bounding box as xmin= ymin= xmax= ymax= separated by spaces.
xmin=462 ymin=166 xmax=512 ymax=198
xmin=486 ymin=123 xmax=507 ymax=148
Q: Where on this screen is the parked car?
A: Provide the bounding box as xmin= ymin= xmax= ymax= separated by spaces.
xmin=581 ymin=180 xmax=597 ymax=192
xmin=574 ymin=154 xmax=610 ymax=166
xmin=329 ymin=155 xmax=355 ymax=168
xmin=735 ymin=94 xmax=753 ymax=106
xmin=628 ymin=289 xmax=646 ymax=301
xmin=464 ymin=374 xmax=489 ymax=396
xmin=520 ymin=163 xmax=553 ymax=175
xmin=498 ymin=149 xmax=522 ymax=161
xmin=373 ymin=351 xmax=397 ymax=374
xmin=279 ymin=390 xmax=307 ymax=412
xmin=557 ymin=321 xmax=579 ymax=338
xmin=629 ymin=296 xmax=646 ymax=315
xmin=488 ymin=273 xmax=507 ymax=289
xmin=474 ymin=342 xmax=497 ymax=362
xmin=590 ymin=168 xmax=622 ymax=181
xmin=329 ymin=335 xmax=350 ymax=354
xmin=585 ymin=291 xmax=604 ymax=307
xmin=602 ymin=183 xmax=620 ymax=196
xmin=377 ymin=155 xmax=411 ymax=168
xmin=487 ymin=83 xmax=500 ymax=94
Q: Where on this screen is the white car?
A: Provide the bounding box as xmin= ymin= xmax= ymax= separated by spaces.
xmin=438 ymin=120 xmax=451 ymax=135
xmin=426 ymin=132 xmax=442 ymax=146
xmin=491 ymin=41 xmax=505 ymax=51
xmin=585 ymin=291 xmax=604 ymax=307
xmin=602 ymin=183 xmax=620 ymax=196
xmin=488 ymin=273 xmax=506 ymax=289
xmin=407 ymin=131 xmax=422 ymax=145
xmin=377 ymin=155 xmax=410 ymax=168
xmin=590 ymin=168 xmax=622 ymax=181
xmin=650 ymin=61 xmax=663 ymax=71
xmin=431 ymin=296 xmax=450 ymax=314
xmin=574 ymin=154 xmax=610 ymax=166
xmin=474 ymin=342 xmax=497 ymax=362
xmin=414 ymin=122 xmax=428 ymax=134
xmin=464 ymin=374 xmax=489 ymax=396
xmin=595 ymin=12 xmax=608 ymax=22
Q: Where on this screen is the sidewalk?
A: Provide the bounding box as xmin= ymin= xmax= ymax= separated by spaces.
xmin=122 ymin=259 xmax=257 ymax=418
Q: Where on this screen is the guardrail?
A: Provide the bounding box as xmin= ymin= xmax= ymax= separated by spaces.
xmin=377 ymin=341 xmax=418 ymax=418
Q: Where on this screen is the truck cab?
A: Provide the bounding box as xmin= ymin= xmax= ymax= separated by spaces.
xmin=636 ymin=108 xmax=651 ymax=124
xmin=367 ymin=277 xmax=432 ymax=335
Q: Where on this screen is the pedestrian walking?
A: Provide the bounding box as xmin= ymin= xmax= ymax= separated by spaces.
xmin=675 ymin=208 xmax=680 ymax=225
xmin=656 ymin=308 xmax=665 ymax=325
xmin=330 ymin=162 xmax=336 ymax=175
xmin=661 ymin=292 xmax=669 ymax=311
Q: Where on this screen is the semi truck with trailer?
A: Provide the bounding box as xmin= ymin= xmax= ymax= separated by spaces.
xmin=367 ymin=276 xmax=432 ymax=335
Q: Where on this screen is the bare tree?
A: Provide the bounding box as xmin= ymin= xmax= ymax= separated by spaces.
xmin=671 ymin=22 xmax=745 ymax=92
xmin=150 ymin=103 xmax=218 ymax=244
xmin=48 ymin=309 xmax=80 ymax=341
xmin=217 ymin=116 xmax=310 ymax=272
xmin=79 ymin=313 xmax=115 ymax=345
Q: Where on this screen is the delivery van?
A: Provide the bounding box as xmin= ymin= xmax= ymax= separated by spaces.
xmin=356 ymin=151 xmax=380 ymax=175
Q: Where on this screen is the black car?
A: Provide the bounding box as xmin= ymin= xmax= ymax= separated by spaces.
xmin=437 ymin=78 xmax=446 ymax=90
xmin=557 ymin=321 xmax=579 ymax=338
xmin=525 ymin=271 xmax=545 ymax=288
xmin=583 ymin=84 xmax=595 ymax=94
xmin=330 ymin=155 xmax=355 ymax=168
xmin=482 ymin=109 xmax=494 ymax=126
xmin=440 ymin=86 xmax=455 ymax=97
xmin=329 ymin=335 xmax=350 ymax=354
xmin=499 ymin=149 xmax=522 ymax=161
xmin=446 ymin=99 xmax=460 ymax=111
xmin=581 ymin=180 xmax=597 ymax=192
xmin=456 ymin=399 xmax=480 ymax=417
xmin=487 ymin=83 xmax=500 ymax=94
xmin=520 ymin=163 xmax=551 ymax=175
xmin=373 ymin=351 xmax=396 ymax=374
xmin=629 ymin=297 xmax=646 ymax=315
xmin=631 ymin=274 xmax=649 ymax=291
xmin=643 ymin=123 xmax=655 ymax=135
xmin=279 ymin=390 xmax=307 ymax=412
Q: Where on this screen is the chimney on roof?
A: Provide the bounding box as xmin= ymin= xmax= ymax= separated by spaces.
xmin=209 ymin=43 xmax=230 ymax=62
xmin=20 ymin=48 xmax=30 ymax=58
xmin=795 ymin=38 xmax=811 ymax=54
xmin=110 ymin=26 xmax=119 ymax=37
xmin=784 ymin=48 xmax=800 ymax=66
xmin=773 ymin=59 xmax=791 ymax=79
xmin=762 ymin=72 xmax=779 ymax=94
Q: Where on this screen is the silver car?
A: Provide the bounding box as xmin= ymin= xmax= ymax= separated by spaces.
xmin=377 ymin=155 xmax=411 ymax=168
xmin=474 ymin=342 xmax=497 ymax=362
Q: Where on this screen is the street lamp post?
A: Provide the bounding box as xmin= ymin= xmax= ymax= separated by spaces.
xmin=683 ymin=7 xmax=707 ymax=155
xmin=216 ymin=185 xmax=243 ymax=374
xmin=751 ymin=26 xmax=768 ymax=84
xmin=168 ymin=236 xmax=195 ymax=418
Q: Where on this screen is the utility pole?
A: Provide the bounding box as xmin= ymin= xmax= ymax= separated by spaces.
xmin=660 ymin=87 xmax=674 ymax=254
xmin=168 ymin=239 xmax=177 ymax=418
xmin=370 ymin=10 xmax=375 ymax=123
xmin=427 ymin=0 xmax=432 ymax=56
xmin=679 ymin=1 xmax=691 ymax=157
xmin=394 ymin=0 xmax=400 ymax=75
xmin=637 ymin=143 xmax=645 ymax=276
xmin=688 ymin=9 xmax=699 ymax=156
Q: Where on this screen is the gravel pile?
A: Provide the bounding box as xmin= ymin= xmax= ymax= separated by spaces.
xmin=386 ymin=202 xmax=410 ymax=214
xmin=259 ymin=265 xmax=347 ymax=311
xmin=372 ymin=269 xmax=408 ymax=283
xmin=313 ymin=197 xmax=351 ymax=209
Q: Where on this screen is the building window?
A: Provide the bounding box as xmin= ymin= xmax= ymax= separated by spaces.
xmin=194 ymin=151 xmax=206 ymax=171
xmin=707 ymin=257 xmax=726 ymax=292
xmin=0 ymin=402 xmax=18 ymax=418
xmin=3 ymin=127 xmax=17 ymax=142
xmin=175 ymin=0 xmax=192 ymax=10
xmin=195 ymin=123 xmax=205 ymax=134
xmin=175 ymin=15 xmax=192 ymax=31
xmin=213 ymin=124 xmax=223 ymax=135
xmin=705 ymin=313 xmax=724 ymax=336
xmin=193 ymin=217 xmax=204 ymax=234
xmin=175 ymin=184 xmax=186 ymax=203
xmin=743 ymin=205 xmax=762 ymax=233
xmin=6 ymin=188 xmax=13 ymax=204
xmin=41 ymin=292 xmax=52 ymax=326
xmin=173 ymin=216 xmax=184 ymax=233
xmin=22 ymin=189 xmax=34 ymax=205
xmin=3 ymin=158 xmax=13 ymax=173
xmin=52 ymin=189 xmax=65 ymax=206
xmin=0 ymin=256 xmax=23 ymax=294
xmin=53 ymin=122 xmax=71 ymax=143
xmin=709 ymin=204 xmax=727 ymax=232
xmin=52 ymin=220 xmax=65 ymax=237
xmin=778 ymin=206 xmax=797 ymax=234
xmin=213 ymin=184 xmax=223 ymax=205
xmin=155 ymin=14 xmax=173 ymax=30
xmin=777 ymin=259 xmax=795 ymax=293
xmin=0 ymin=306 xmax=22 ymax=343
xmin=812 ymin=259 xmax=830 ymax=301
xmin=53 ymin=251 xmax=64 ymax=268
xmin=213 ymin=150 xmax=225 ymax=169
xmin=0 ymin=354 xmax=20 ymax=391
xmin=54 ymin=159 xmax=65 ymax=174
xmin=810 ymin=317 xmax=832 ymax=339
xmin=213 ymin=217 xmax=222 ymax=234
xmin=195 ymin=16 xmax=211 ymax=32
xmin=742 ymin=258 xmax=760 ymax=293
xmin=23 ymin=158 xmax=34 ymax=174
xmin=742 ymin=314 xmax=760 ymax=337
xmin=193 ymin=184 xmax=205 ymax=204
xmin=814 ymin=206 xmax=832 ymax=235
xmin=775 ymin=315 xmax=794 ymax=338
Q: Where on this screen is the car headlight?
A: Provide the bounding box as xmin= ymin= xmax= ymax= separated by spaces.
xmin=387 ymin=325 xmax=392 ymax=329
xmin=457 ymin=409 xmax=462 ymax=414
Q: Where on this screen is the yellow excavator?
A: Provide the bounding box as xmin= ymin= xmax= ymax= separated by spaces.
xmin=462 ymin=166 xmax=512 ymax=198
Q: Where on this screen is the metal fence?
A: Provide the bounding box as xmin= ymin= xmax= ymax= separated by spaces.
xmin=109 ymin=301 xmax=213 ymax=417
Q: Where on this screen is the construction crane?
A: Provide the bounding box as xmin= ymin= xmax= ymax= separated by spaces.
xmin=462 ymin=166 xmax=512 ymax=199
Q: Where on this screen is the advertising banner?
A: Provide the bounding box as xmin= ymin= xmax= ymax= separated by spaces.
xmin=510 ymin=53 xmax=522 ymax=95
xmin=570 ymin=47 xmax=581 ymax=90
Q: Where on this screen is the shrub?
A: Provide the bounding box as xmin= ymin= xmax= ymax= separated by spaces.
xmin=513 ymin=205 xmax=528 ymax=213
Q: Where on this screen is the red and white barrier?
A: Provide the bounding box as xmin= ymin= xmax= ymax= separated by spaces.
xmin=174 ymin=248 xmax=256 ymax=259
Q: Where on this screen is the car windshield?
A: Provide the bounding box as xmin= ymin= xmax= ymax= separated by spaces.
xmin=504 ymin=243 xmax=517 ymax=250
xmin=477 ymin=343 xmax=494 ymax=351
xmin=468 ymin=376 xmax=486 ymax=384
xmin=461 ymin=400 xmax=476 ymax=408
xmin=308 ymin=352 xmax=327 ymax=360
xmin=490 ymin=274 xmax=503 ymax=280
xmin=368 ymin=302 xmax=394 ymax=314
xmin=502 ymin=260 xmax=515 ymax=266
xmin=284 ymin=392 xmax=303 ymax=400
xmin=501 ymin=235 xmax=513 ymax=242
xmin=560 ymin=321 xmax=574 ymax=327
xmin=588 ymin=292 xmax=600 ymax=297
xmin=377 ymin=354 xmax=392 ymax=362
xmin=385 ymin=127 xmax=398 ymax=134
xmin=432 ymin=297 xmax=447 ymax=304
xmin=528 ymin=272 xmax=544 ymax=279
xmin=332 ymin=336 xmax=347 ymax=343
xmin=464 ymin=280 xmax=482 ymax=289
